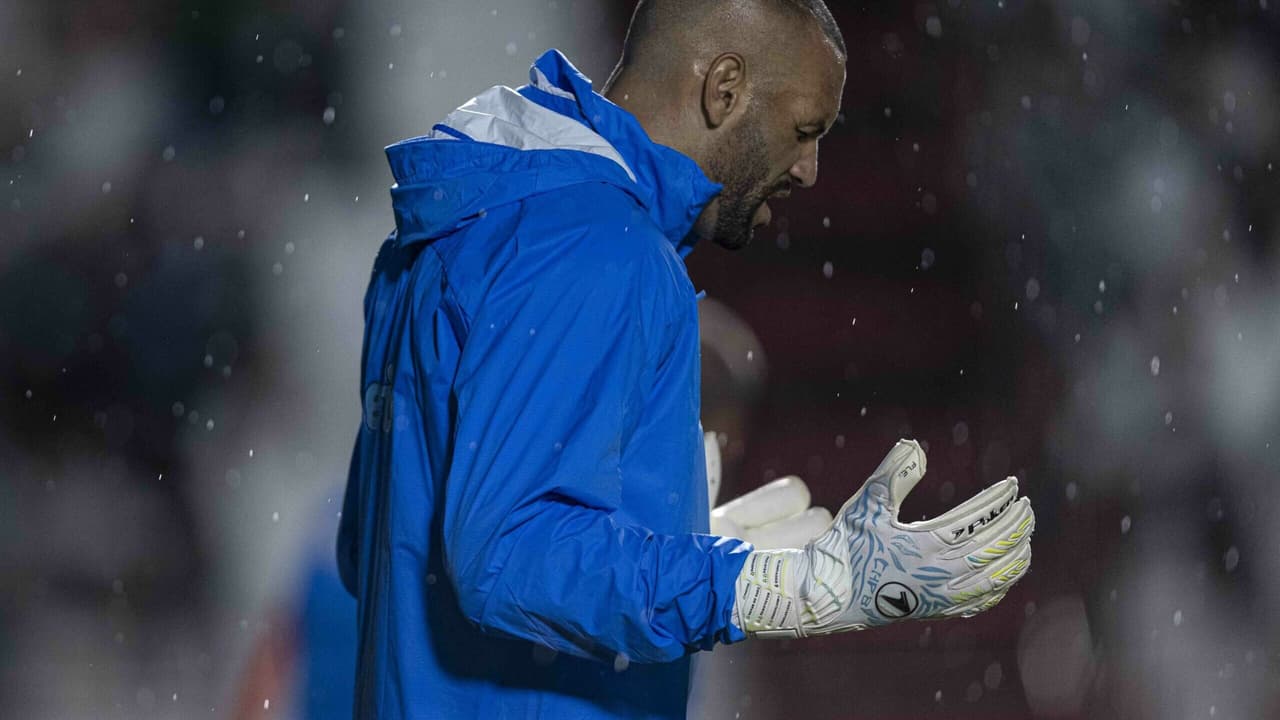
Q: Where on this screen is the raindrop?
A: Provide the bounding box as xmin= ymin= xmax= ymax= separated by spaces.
xmin=271 ymin=511 xmax=280 ymax=522
xmin=965 ymin=681 xmax=982 ymax=702
xmin=1224 ymin=546 xmax=1239 ymax=572
xmin=1164 ymin=411 xmax=1173 ymax=425
xmin=323 ymin=106 xmax=336 ymax=125
xmin=101 ymin=181 xmax=113 ymax=194
xmin=921 ymin=248 xmax=935 ymax=269
xmin=1025 ymin=278 xmax=1040 ymax=301
xmin=1065 ymin=482 xmax=1078 ymax=501
xmin=1173 ymin=609 xmax=1183 ymax=626
xmin=193 ymin=236 xmax=205 ymax=250
xmin=983 ymin=662 xmax=1003 ymax=689
xmin=822 ymin=261 xmax=834 ymax=279
xmin=1120 ymin=515 xmax=1131 ymax=534
xmin=162 ymin=145 xmax=176 ymax=161
xmin=1150 ymin=356 xmax=1161 ymax=376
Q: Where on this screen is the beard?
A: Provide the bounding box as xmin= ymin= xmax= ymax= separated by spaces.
xmin=706 ymin=116 xmax=780 ymax=250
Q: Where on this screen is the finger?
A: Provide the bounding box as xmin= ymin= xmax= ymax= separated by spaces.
xmin=942 ymin=588 xmax=1009 ymax=618
xmin=709 ymin=513 xmax=746 ymax=540
xmin=988 ymin=543 xmax=1032 ymax=591
xmin=966 ymin=496 xmax=1034 ymax=554
xmin=704 ymin=431 xmax=722 ymax=508
xmin=712 ymin=476 xmax=811 ymax=529
xmin=910 ymin=476 xmax=1020 ymax=546
xmin=948 ymin=541 xmax=1032 ymax=598
xmin=744 ymin=506 xmax=833 ymax=550
xmin=857 ymin=439 xmax=926 ymax=512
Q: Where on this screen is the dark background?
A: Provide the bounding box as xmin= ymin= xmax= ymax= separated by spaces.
xmin=3 ymin=1 xmax=1278 ymax=718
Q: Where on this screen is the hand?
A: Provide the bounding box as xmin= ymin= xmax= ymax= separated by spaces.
xmin=733 ymin=439 xmax=1034 ymax=638
xmin=704 ymin=432 xmax=832 ymax=550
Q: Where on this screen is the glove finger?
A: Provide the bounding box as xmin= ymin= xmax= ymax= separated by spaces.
xmin=840 ymin=439 xmax=926 ymax=519
xmin=743 ymin=506 xmax=833 ymax=550
xmin=909 ymin=476 xmax=1019 ymax=546
xmin=949 ymin=541 xmax=1032 ymax=599
xmin=709 ymin=513 xmax=746 ymax=540
xmin=988 ymin=542 xmax=1032 ymax=591
xmin=941 ymin=588 xmax=1009 ymax=618
xmin=704 ymin=431 xmax=722 ymax=508
xmin=712 ymin=475 xmax=811 ymax=528
xmin=944 ymin=496 xmax=1034 ymax=563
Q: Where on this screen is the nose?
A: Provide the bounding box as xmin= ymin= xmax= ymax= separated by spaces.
xmin=790 ymin=143 xmax=819 ymax=189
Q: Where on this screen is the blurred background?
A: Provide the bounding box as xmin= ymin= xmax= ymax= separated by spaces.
xmin=3 ymin=1 xmax=1278 ymax=718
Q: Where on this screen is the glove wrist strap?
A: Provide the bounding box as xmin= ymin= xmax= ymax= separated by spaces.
xmin=733 ymin=550 xmax=806 ymax=639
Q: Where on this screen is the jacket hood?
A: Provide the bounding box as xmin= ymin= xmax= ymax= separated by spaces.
xmin=385 ymin=49 xmax=722 ymax=256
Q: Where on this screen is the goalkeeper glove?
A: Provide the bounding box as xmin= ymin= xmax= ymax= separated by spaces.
xmin=705 ymin=432 xmax=832 ymax=550
xmin=733 ymin=439 xmax=1034 ymax=638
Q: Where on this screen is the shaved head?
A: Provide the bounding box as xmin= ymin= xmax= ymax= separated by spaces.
xmin=604 ymin=0 xmax=847 ymax=249
xmin=611 ymin=0 xmax=845 ymax=86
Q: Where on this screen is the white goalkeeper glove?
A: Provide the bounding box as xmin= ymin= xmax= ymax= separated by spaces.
xmin=733 ymin=439 xmax=1034 ymax=638
xmin=704 ymin=432 xmax=832 ymax=550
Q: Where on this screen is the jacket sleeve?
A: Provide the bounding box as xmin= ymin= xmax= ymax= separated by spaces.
xmin=336 ymin=435 xmax=361 ymax=598
xmin=439 ymin=239 xmax=750 ymax=664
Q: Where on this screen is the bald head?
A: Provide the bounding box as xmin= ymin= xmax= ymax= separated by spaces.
xmin=610 ymin=0 xmax=845 ymax=88
xmin=604 ymin=0 xmax=846 ymax=250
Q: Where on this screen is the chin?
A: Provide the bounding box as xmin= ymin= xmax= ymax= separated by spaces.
xmin=713 ymin=227 xmax=755 ymax=251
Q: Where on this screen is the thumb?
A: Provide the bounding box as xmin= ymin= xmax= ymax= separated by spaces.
xmin=864 ymin=439 xmax=927 ymax=514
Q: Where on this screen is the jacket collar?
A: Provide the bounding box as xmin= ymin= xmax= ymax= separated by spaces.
xmin=519 ymin=49 xmax=721 ymax=257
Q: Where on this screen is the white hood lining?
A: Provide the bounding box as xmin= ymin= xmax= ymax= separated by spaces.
xmin=431 ymin=85 xmax=637 ymax=183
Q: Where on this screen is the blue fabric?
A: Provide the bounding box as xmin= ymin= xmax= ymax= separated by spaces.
xmin=296 ymin=532 xmax=357 ymax=720
xmin=337 ymin=49 xmax=751 ymax=720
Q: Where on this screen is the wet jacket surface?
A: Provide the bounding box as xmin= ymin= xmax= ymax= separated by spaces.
xmin=337 ymin=49 xmax=751 ymax=719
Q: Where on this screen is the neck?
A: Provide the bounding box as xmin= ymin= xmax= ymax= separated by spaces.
xmin=604 ymin=68 xmax=700 ymax=165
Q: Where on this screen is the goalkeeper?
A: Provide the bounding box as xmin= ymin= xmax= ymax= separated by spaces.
xmin=337 ymin=1 xmax=1034 ymax=718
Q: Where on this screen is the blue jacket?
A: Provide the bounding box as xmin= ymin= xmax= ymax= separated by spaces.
xmin=337 ymin=49 xmax=751 ymax=720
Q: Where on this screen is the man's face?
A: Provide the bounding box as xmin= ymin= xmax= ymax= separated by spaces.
xmin=705 ymin=43 xmax=845 ymax=250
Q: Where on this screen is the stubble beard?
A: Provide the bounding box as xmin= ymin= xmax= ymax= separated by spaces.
xmin=707 ymin=118 xmax=774 ymax=251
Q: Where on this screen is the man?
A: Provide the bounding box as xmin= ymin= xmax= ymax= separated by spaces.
xmin=337 ymin=1 xmax=1035 ymax=718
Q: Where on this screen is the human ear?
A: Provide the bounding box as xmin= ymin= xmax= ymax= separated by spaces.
xmin=701 ymin=52 xmax=747 ymax=129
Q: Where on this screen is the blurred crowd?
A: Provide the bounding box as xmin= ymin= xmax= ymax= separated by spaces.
xmin=2 ymin=1 xmax=1278 ymax=718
